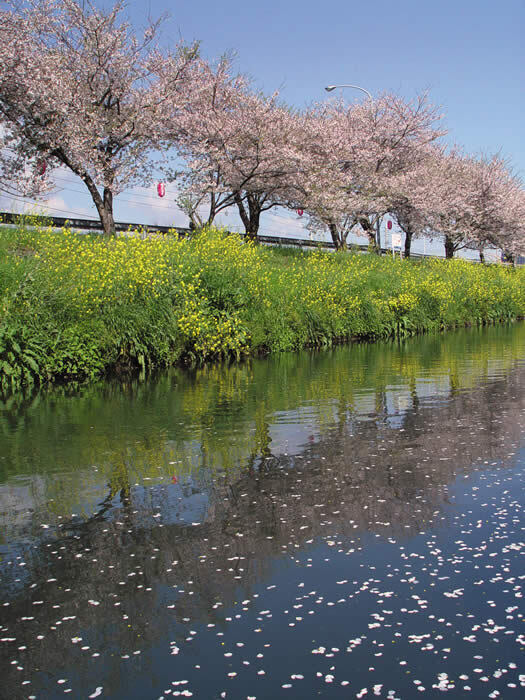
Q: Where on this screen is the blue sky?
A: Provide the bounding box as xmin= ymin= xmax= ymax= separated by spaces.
xmin=2 ymin=0 xmax=523 ymax=254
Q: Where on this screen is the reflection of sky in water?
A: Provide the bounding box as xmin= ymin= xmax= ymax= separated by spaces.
xmin=132 ymin=478 xmax=210 ymax=526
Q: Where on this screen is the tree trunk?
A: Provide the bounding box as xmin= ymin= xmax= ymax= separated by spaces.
xmin=359 ymin=217 xmax=380 ymax=254
xmin=100 ymin=187 xmax=115 ymax=237
xmin=245 ymin=216 xmax=260 ymax=243
xmin=235 ymin=192 xmax=261 ymax=243
xmin=404 ymin=228 xmax=413 ymax=259
xmin=205 ymin=191 xmax=217 ymax=227
xmin=444 ymin=235 xmax=455 ymax=259
xmin=82 ymin=176 xmax=116 ymax=236
xmin=328 ymin=222 xmax=346 ymax=251
xmin=367 ymin=231 xmax=379 ymax=254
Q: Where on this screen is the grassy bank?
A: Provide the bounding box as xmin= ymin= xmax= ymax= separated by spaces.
xmin=1 ymin=225 xmax=524 ymax=393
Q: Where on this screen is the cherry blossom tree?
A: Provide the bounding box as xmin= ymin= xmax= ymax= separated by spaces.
xmin=470 ymin=156 xmax=525 ymax=261
xmin=169 ymin=57 xmax=248 ymax=229
xmin=419 ymin=149 xmax=524 ymax=259
xmin=498 ymin=187 xmax=525 ymax=263
xmin=294 ymin=93 xmax=445 ymax=252
xmin=384 ymin=144 xmax=448 ymax=258
xmin=170 ymin=57 xmax=309 ymax=241
xmin=0 ymin=126 xmax=55 ymax=198
xmin=387 ymin=201 xmax=424 ymax=259
xmin=0 ymin=0 xmax=199 ymax=235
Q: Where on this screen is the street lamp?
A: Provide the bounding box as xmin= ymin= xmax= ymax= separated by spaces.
xmin=325 ymin=83 xmax=381 ymax=252
xmin=325 ymin=84 xmax=372 ymax=100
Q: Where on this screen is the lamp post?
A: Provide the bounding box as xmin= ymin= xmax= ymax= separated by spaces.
xmin=325 ymin=83 xmax=381 ymax=252
xmin=325 ymin=84 xmax=373 ymax=100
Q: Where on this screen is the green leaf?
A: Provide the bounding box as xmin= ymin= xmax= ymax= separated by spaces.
xmin=24 ymin=356 xmax=40 ymax=374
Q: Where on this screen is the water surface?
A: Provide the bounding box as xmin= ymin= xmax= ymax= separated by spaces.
xmin=1 ymin=324 xmax=524 ymax=698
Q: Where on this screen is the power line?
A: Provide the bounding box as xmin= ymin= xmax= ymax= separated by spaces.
xmin=47 ymin=178 xmax=183 ymax=211
xmin=1 ymin=192 xmax=100 ymax=220
xmin=3 ymin=194 xmax=320 ymax=240
xmin=47 ymin=175 xmax=308 ymax=222
xmin=5 ymin=178 xmax=314 ymax=232
xmin=51 ymin=174 xmax=175 ymax=203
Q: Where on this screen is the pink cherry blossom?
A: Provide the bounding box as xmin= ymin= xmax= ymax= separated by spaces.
xmin=0 ymin=0 xmax=199 ymax=234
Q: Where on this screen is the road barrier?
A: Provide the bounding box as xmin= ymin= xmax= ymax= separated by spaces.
xmin=1 ymin=211 xmax=522 ymax=263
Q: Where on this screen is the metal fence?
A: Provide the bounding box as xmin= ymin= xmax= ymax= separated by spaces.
xmin=1 ymin=211 xmax=522 ymax=264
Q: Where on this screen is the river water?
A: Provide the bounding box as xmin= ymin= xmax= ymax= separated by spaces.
xmin=1 ymin=324 xmax=524 ymax=699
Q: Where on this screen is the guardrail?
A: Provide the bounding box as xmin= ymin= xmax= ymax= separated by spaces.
xmin=0 ymin=211 xmax=187 ymax=236
xmin=1 ymin=211 xmax=522 ymax=263
xmin=0 ymin=211 xmax=348 ymax=250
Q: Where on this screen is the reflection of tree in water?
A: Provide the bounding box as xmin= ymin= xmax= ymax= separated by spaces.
xmin=1 ymin=361 xmax=524 ymax=696
xmin=1 ymin=324 xmax=524 ymax=532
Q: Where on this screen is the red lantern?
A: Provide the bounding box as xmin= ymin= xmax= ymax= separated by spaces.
xmin=297 ymin=209 xmax=304 ymax=216
xmin=157 ymin=182 xmax=166 ymax=198
xmin=387 ymin=220 xmax=392 ymax=230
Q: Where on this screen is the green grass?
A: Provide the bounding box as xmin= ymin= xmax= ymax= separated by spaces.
xmin=1 ymin=225 xmax=524 ymax=394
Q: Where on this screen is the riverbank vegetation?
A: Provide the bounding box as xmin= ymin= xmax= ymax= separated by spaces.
xmin=1 ymin=225 xmax=524 ymax=394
